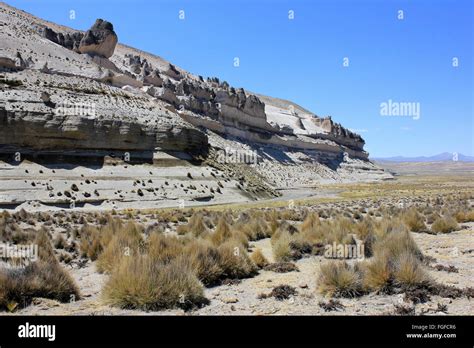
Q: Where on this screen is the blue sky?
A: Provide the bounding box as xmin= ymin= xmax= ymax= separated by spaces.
xmin=7 ymin=0 xmax=473 ymax=157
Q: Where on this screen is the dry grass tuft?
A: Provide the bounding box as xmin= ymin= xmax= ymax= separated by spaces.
xmin=186 ymin=213 xmax=209 ymax=237
xmin=250 ymin=248 xmax=269 ymax=268
xmin=431 ymin=216 xmax=460 ymax=234
xmin=300 ymin=212 xmax=320 ymax=234
xmin=216 ymin=241 xmax=257 ymax=280
xmin=184 ymin=240 xmax=223 ymax=286
xmin=361 ymin=252 xmax=393 ymax=293
xmin=0 ymin=229 xmax=80 ymax=311
xmin=148 ymin=233 xmax=184 ymax=264
xmin=372 ymin=226 xmax=423 ymax=262
xmin=317 ymin=261 xmax=363 ymax=298
xmin=454 ymin=210 xmax=474 ymax=223
xmin=394 ymin=252 xmax=431 ymax=288
xmin=402 ymin=208 xmax=427 ymax=232
xmin=96 ymin=221 xmax=144 ymax=273
xmin=102 ymin=256 xmax=208 ymax=311
xmin=209 ymin=217 xmax=233 ymax=246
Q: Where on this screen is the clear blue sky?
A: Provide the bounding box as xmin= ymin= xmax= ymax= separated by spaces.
xmin=6 ymin=0 xmax=473 ymax=157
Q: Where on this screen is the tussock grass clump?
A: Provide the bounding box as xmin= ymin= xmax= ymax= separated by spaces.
xmin=271 ymin=214 xmax=360 ymax=262
xmin=0 ymin=261 xmax=80 ymax=311
xmin=0 ymin=215 xmax=32 ymax=244
xmin=53 ymin=234 xmax=67 ymax=249
xmin=209 ymin=217 xmax=233 ymax=246
xmin=361 ymin=252 xmax=393 ymax=293
xmin=272 ymin=231 xmax=293 ymax=262
xmin=454 ymin=210 xmax=474 ymax=223
xmin=0 ymin=230 xmax=80 ymax=311
xmin=79 ymin=226 xmax=103 ymax=260
xmin=237 ymin=217 xmax=271 ymax=241
xmin=148 ymin=233 xmax=184 ymax=264
xmin=354 ymin=217 xmax=376 ymax=257
xmin=361 ymin=224 xmax=429 ymax=292
xmin=425 ymin=213 xmax=441 ymax=225
xmin=217 ymin=241 xmax=257 ymax=280
xmin=266 ymin=210 xmax=280 ymax=234
xmin=300 ymin=212 xmax=320 ymax=234
xmin=394 ymin=252 xmax=431 ymax=288
xmin=250 ymin=248 xmax=269 ymax=268
xmin=187 ymin=238 xmax=257 ymax=284
xmin=354 ymin=217 xmax=375 ymax=241
xmin=184 ymin=240 xmax=223 ymax=286
xmin=179 ymin=213 xmax=209 ymax=237
xmin=79 ymin=216 xmax=123 ymax=260
xmin=102 ymin=256 xmax=208 ymax=311
xmin=372 ymin=226 xmax=423 ymax=262
xmin=431 ymin=216 xmax=460 ymax=234
xmin=318 ymin=261 xmax=363 ymax=298
xmin=278 ymin=209 xmax=302 ymax=221
xmin=96 ymin=221 xmax=144 ymax=273
xmin=402 ymin=208 xmax=427 ymax=232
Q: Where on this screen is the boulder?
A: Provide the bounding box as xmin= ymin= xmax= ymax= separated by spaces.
xmin=0 ymin=56 xmax=20 ymax=70
xmin=0 ymin=52 xmax=27 ymax=70
xmin=78 ymin=19 xmax=118 ymax=58
xmin=143 ymin=69 xmax=163 ymax=87
xmin=162 ymin=63 xmax=182 ymax=80
xmin=155 ymin=86 xmax=179 ymax=105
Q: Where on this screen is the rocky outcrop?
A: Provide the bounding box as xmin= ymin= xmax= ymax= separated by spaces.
xmin=0 ymin=55 xmax=23 ymax=70
xmin=41 ymin=27 xmax=84 ymax=51
xmin=0 ymin=69 xmax=208 ymax=157
xmin=311 ymin=116 xmax=365 ymax=151
xmin=162 ymin=63 xmax=182 ymax=80
xmin=142 ymin=69 xmax=163 ymax=86
xmin=38 ymin=19 xmax=117 ymax=59
xmin=78 ymin=19 xmax=118 ymax=58
xmin=0 ymin=1 xmax=387 ymax=184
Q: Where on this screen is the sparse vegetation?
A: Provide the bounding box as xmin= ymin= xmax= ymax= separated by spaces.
xmin=0 ymin=176 xmax=472 ymax=314
xmin=0 ymin=229 xmax=79 ymax=311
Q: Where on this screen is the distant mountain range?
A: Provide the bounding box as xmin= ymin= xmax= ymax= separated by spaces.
xmin=373 ymin=152 xmax=474 ymax=162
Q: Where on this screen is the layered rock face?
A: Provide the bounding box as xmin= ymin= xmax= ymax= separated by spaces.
xmin=0 ymin=70 xmax=207 ymax=157
xmin=0 ymin=7 xmax=207 ymax=158
xmin=0 ymin=2 xmax=389 ymax=186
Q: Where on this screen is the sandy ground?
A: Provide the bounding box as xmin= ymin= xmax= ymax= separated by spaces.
xmin=0 ymin=160 xmax=254 ymax=212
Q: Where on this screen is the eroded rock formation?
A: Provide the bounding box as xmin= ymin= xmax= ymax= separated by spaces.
xmin=78 ymin=19 xmax=117 ymax=58
xmin=0 ymin=2 xmax=389 ymax=186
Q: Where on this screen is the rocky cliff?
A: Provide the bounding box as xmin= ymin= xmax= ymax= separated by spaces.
xmin=0 ymin=1 xmax=390 ymax=203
